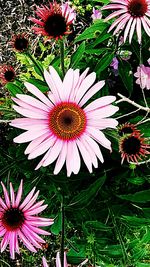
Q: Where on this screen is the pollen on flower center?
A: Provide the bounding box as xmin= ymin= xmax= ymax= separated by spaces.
xmin=122 ymin=135 xmax=141 ymax=154
xmin=4 ymin=70 xmax=15 ymax=81
xmin=44 ymin=14 xmax=67 ymax=37
xmin=128 ymin=0 xmax=148 ymax=17
xmin=49 ymin=102 xmax=87 ymax=140
xmin=2 ymin=208 xmax=25 ymax=231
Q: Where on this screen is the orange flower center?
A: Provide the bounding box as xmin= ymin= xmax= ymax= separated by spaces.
xmin=128 ymin=0 xmax=148 ymax=17
xmin=2 ymin=208 xmax=25 ymax=231
xmin=49 ymin=102 xmax=86 ymax=140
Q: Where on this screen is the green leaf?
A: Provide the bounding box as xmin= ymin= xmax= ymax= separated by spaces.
xmin=70 ymin=42 xmax=85 ymax=68
xmin=122 ymin=216 xmax=150 ymax=226
xmin=27 ymin=78 xmax=48 ymax=93
xmin=69 ymin=175 xmax=106 ymax=208
xmin=94 ymin=52 xmax=114 ymax=74
xmin=5 ymin=83 xmax=24 ymax=96
xmin=85 ymin=221 xmax=112 ymax=231
xmin=136 ymin=263 xmax=150 ymax=267
xmin=85 ymin=48 xmax=107 ymax=56
xmin=75 ymin=21 xmax=108 ymax=42
xmin=117 ymin=189 xmax=150 ymax=203
xmin=118 ymin=59 xmax=133 ymax=95
xmin=51 ymin=212 xmax=62 ymax=235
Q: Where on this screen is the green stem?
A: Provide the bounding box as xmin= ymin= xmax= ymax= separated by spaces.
xmin=26 ymin=53 xmax=44 ymax=79
xmin=59 ymin=40 xmax=65 ymax=77
xmin=61 ymin=194 xmax=65 ymax=267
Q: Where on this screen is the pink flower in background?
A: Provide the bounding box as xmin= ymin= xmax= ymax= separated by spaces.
xmin=91 ymin=8 xmax=102 ymax=20
xmin=134 ymin=64 xmax=150 ymax=89
xmin=42 ymin=256 xmax=49 ymax=267
xmin=102 ymin=0 xmax=150 ymax=43
xmin=42 ymin=251 xmax=68 ymax=267
xmin=10 ymin=66 xmax=119 ymax=176
xmin=110 ymin=57 xmax=119 ymax=70
xmin=0 ymin=180 xmax=53 ymax=259
xmin=30 ymin=1 xmax=76 ymax=40
xmin=148 ymin=58 xmax=150 ymax=65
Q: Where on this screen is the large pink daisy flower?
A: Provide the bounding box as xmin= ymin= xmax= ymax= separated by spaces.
xmin=102 ymin=0 xmax=150 ymax=43
xmin=10 ymin=66 xmax=119 ymax=176
xmin=30 ymin=1 xmax=76 ymax=40
xmin=0 ymin=180 xmax=53 ymax=259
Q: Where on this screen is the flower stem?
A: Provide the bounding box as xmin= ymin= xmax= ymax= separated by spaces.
xmin=59 ymin=40 xmax=65 ymax=77
xmin=116 ymin=93 xmax=150 ymax=112
xmin=61 ymin=194 xmax=65 ymax=267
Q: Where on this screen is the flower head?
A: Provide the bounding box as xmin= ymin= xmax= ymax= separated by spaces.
xmin=0 ymin=65 xmax=15 ymax=85
xmin=91 ymin=8 xmax=102 ymax=21
xmin=118 ymin=122 xmax=140 ymax=136
xmin=110 ymin=57 xmax=119 ymax=70
xmin=0 ymin=180 xmax=53 ymax=259
xmin=134 ymin=64 xmax=150 ymax=89
xmin=119 ymin=133 xmax=150 ymax=163
xmin=10 ymin=66 xmax=119 ymax=176
xmin=30 ymin=1 xmax=76 ymax=40
xmin=102 ymin=0 xmax=150 ymax=43
xmin=11 ymin=33 xmax=29 ymax=52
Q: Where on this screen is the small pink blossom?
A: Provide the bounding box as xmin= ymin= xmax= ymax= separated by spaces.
xmin=0 ymin=180 xmax=54 ymax=259
xmin=91 ymin=8 xmax=102 ymax=21
xmin=110 ymin=57 xmax=119 ymax=70
xmin=134 ymin=64 xmax=150 ymax=90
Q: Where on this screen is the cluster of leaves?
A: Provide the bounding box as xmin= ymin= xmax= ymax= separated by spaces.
xmin=0 ymin=1 xmax=150 ymax=267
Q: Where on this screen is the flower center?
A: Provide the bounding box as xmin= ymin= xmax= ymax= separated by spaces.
xmin=119 ymin=126 xmax=134 ymax=136
xmin=122 ymin=136 xmax=141 ymax=155
xmin=49 ymin=102 xmax=86 ymax=140
xmin=2 ymin=208 xmax=25 ymax=231
xmin=128 ymin=0 xmax=148 ymax=17
xmin=4 ymin=70 xmax=15 ymax=81
xmin=44 ymin=14 xmax=67 ymax=37
xmin=14 ymin=37 xmax=28 ymax=51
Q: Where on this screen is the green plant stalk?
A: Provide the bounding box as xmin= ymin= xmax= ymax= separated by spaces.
xmin=26 ymin=52 xmax=44 ymax=79
xmin=60 ymin=39 xmax=65 ymax=77
xmin=61 ymin=194 xmax=65 ymax=267
xmin=108 ymin=207 xmax=130 ymax=266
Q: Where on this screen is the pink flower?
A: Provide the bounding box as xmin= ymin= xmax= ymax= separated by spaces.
xmin=110 ymin=57 xmax=119 ymax=70
xmin=42 ymin=251 xmax=68 ymax=267
xmin=30 ymin=1 xmax=76 ymax=40
xmin=91 ymin=8 xmax=102 ymax=20
xmin=42 ymin=256 xmax=49 ymax=267
xmin=102 ymin=0 xmax=150 ymax=43
xmin=134 ymin=64 xmax=150 ymax=89
xmin=10 ymin=66 xmax=119 ymax=176
xmin=0 ymin=180 xmax=53 ymax=259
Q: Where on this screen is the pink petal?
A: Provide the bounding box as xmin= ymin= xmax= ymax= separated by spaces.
xmin=62 ymin=69 xmax=74 ymax=101
xmin=76 ymin=139 xmax=93 ymax=173
xmin=28 ymin=136 xmax=55 ymax=159
xmin=22 ymin=190 xmax=39 ymax=211
xmin=79 ymin=80 xmax=105 ymax=106
xmin=88 ymin=118 xmax=118 ymax=129
xmin=16 ymin=94 xmax=50 ymax=112
xmin=54 ymin=141 xmax=67 ymax=175
xmin=129 ymin=19 xmax=136 ymax=43
xmin=1 ymin=182 xmax=10 ymax=208
xmin=25 ymin=204 xmax=48 ymax=215
xmin=83 ymin=134 xmax=104 ymax=163
xmin=15 ymin=180 xmax=23 ymax=207
xmin=43 ymin=140 xmax=63 ymax=167
xmin=42 ymin=256 xmax=49 ymax=267
xmin=87 ymin=127 xmax=111 ymax=150
xmin=10 ymin=183 xmax=15 ymax=208
xmin=80 ymin=136 xmax=98 ymax=168
xmin=18 ymin=230 xmax=37 ymax=253
xmin=10 ymin=118 xmax=48 ymax=130
xmin=49 ymin=66 xmax=64 ymax=100
xmin=24 ymin=133 xmax=50 ymax=155
xmin=124 ymin=17 xmax=133 ymax=42
xmin=87 ymin=105 xmax=119 ymax=119
xmin=24 ymin=82 xmax=52 ymax=107
xmin=0 ymin=197 xmax=7 ymax=210
xmin=9 ymin=231 xmax=16 ymax=259
xmin=104 ymin=9 xmax=127 ymax=21
xmin=136 ymin=17 xmax=142 ymax=44
xmin=75 ymin=72 xmax=96 ymax=103
xmin=19 ymin=187 xmax=36 ymax=210
xmin=1 ymin=232 xmax=10 ymax=253
xmin=84 ymin=96 xmax=116 ymax=112
xmin=12 ymin=105 xmax=47 ymax=119
xmin=44 ymin=69 xmax=61 ymax=102
xmin=14 ymin=129 xmax=50 ymax=143
xmin=26 ymin=224 xmax=51 ymax=235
